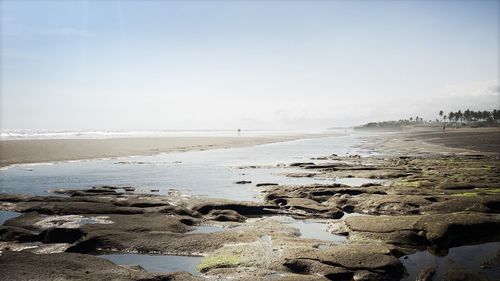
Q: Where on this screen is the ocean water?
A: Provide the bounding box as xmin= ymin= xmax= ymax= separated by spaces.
xmin=0 ymin=134 xmax=378 ymax=201
xmin=0 ymin=129 xmax=328 ymax=140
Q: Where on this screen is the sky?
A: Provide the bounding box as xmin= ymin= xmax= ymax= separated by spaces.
xmin=1 ymin=0 xmax=499 ymax=130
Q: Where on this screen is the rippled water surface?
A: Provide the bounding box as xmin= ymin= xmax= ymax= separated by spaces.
xmin=0 ymin=134 xmax=378 ymax=201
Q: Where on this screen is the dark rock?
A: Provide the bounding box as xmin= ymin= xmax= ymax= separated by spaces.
xmin=128 ymin=202 xmax=170 ymax=208
xmin=178 ymin=217 xmax=199 ymax=226
xmin=416 ymin=267 xmax=435 ymax=281
xmin=207 ymin=209 xmax=246 ymax=222
xmin=71 ymin=190 xmax=118 ymax=197
xmin=157 ymin=205 xmax=202 ymax=218
xmin=256 ymin=183 xmax=279 ymax=187
xmin=284 ymin=244 xmax=404 ymax=281
xmin=192 ymin=202 xmax=279 ymax=216
xmin=342 ymin=205 xmax=354 ymax=213
xmin=274 ymin=197 xmax=344 ymax=219
xmin=344 ymin=213 xmax=500 ymax=248
xmin=303 ymin=164 xmax=338 ymax=170
xmin=440 ymin=183 xmax=477 ymax=190
xmin=16 ymin=201 xmax=145 ymax=215
xmin=38 ymin=227 xmax=86 ymax=243
xmin=0 ymin=251 xmax=203 ymax=281
xmin=360 ymin=182 xmax=382 ymax=187
xmin=234 ymin=180 xmax=252 ymax=184
xmin=93 ymin=185 xmax=120 ymax=190
xmin=483 ymin=199 xmax=500 ymax=212
xmin=0 ymin=225 xmax=39 ymax=242
xmin=289 ymin=162 xmax=315 ymax=167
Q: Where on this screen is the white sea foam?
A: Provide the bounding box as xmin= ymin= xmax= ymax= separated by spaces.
xmin=0 ymin=129 xmax=330 ymax=140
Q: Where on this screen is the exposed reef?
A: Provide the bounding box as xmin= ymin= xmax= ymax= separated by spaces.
xmin=1 ymin=153 xmax=499 ymax=280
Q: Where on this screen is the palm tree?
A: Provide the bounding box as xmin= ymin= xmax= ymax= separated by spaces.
xmin=456 ymin=110 xmax=463 ymax=125
xmin=493 ymin=109 xmax=500 ymax=122
xmin=464 ymin=109 xmax=471 ymax=124
xmin=483 ymin=111 xmax=490 ymax=121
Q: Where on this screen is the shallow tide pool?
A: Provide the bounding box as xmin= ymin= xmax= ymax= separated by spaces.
xmin=99 ymin=254 xmax=203 ymax=275
xmin=0 ymin=210 xmax=20 ymax=225
xmin=400 ymin=242 xmax=500 ymax=281
xmin=0 ymin=134 xmax=379 ymax=201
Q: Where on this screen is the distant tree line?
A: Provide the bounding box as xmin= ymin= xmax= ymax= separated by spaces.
xmin=355 ymin=108 xmax=499 ymax=130
xmin=439 ymin=109 xmax=500 ymax=125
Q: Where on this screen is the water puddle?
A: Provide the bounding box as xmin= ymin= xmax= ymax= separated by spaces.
xmin=98 ymin=254 xmax=202 ymax=275
xmin=281 ymin=217 xmax=346 ymax=243
xmin=400 ymin=242 xmax=500 ymax=281
xmin=188 ymin=225 xmax=224 ymax=234
xmin=34 ymin=215 xmax=113 ymax=229
xmin=341 ymin=212 xmax=371 ymax=219
xmin=0 ymin=210 xmax=20 ymax=225
xmin=292 ymin=220 xmax=347 ymax=243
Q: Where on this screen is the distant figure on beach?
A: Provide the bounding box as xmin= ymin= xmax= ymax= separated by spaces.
xmin=237 ymin=128 xmax=241 ymax=136
xmin=443 ymin=124 xmax=446 ymax=132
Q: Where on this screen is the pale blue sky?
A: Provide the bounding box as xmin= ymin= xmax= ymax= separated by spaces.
xmin=1 ymin=0 xmax=499 ymax=130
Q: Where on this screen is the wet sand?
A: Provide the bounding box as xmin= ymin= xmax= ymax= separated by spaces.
xmin=362 ymin=127 xmax=500 ymax=155
xmin=0 ymin=135 xmax=306 ymax=168
xmin=409 ymin=127 xmax=500 ymax=153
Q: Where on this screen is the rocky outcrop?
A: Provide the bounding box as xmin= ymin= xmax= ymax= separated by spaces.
xmin=335 ymin=212 xmax=500 ymax=248
xmin=0 ymin=251 xmax=202 ymax=281
xmin=283 ymin=244 xmax=404 ymax=281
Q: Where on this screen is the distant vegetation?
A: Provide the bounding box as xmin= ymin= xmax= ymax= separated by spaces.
xmin=354 ymin=121 xmax=403 ymax=131
xmin=438 ymin=109 xmax=500 ymax=126
xmin=354 ymin=109 xmax=500 ymax=131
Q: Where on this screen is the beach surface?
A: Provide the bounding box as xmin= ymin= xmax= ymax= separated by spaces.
xmin=2 ymin=127 xmax=499 ymax=168
xmin=1 ymin=127 xmax=499 ymax=280
xmin=361 ymin=127 xmax=500 ymax=155
xmin=0 ymin=134 xmax=321 ymax=168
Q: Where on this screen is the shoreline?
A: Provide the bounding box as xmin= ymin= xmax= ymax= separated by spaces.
xmin=1 ymin=132 xmax=499 ymax=280
xmin=0 ymin=127 xmax=499 ymax=280
xmin=2 ymin=127 xmax=499 ymax=169
xmin=0 ymin=133 xmax=337 ymax=169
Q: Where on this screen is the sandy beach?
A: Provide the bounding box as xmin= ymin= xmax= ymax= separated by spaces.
xmin=2 ymin=127 xmax=499 ymax=168
xmin=1 ymin=126 xmax=499 ymax=280
xmin=0 ymin=134 xmax=324 ymax=168
xmin=361 ymin=127 xmax=500 ymax=155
